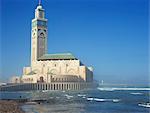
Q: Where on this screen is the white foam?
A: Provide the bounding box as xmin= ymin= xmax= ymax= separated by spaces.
xmin=87 ymin=97 xmax=94 ymax=101
xmin=87 ymin=97 xmax=120 ymax=102
xmin=42 ymin=90 xmax=49 ymax=93
xmin=138 ymin=103 xmax=150 ymax=108
xmin=64 ymin=94 xmax=73 ymax=99
xmin=112 ymin=99 xmax=120 ymax=102
xmin=97 ymin=88 xmax=114 ymax=91
xmin=77 ymin=94 xmax=86 ymax=97
xmin=66 ymin=97 xmax=71 ymax=99
xmin=98 ymin=87 xmax=150 ymax=91
xmin=94 ymin=98 xmax=108 ymax=102
xmin=49 ymin=97 xmax=54 ymax=99
xmin=130 ymin=92 xmax=143 ymax=95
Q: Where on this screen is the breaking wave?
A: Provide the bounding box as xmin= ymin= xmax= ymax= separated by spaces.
xmin=130 ymin=92 xmax=143 ymax=95
xmin=87 ymin=97 xmax=120 ymax=103
xmin=138 ymin=103 xmax=150 ymax=108
xmin=97 ymin=87 xmax=150 ymax=91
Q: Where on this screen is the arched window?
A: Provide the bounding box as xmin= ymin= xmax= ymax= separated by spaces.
xmin=39 ymin=76 xmax=44 ymax=83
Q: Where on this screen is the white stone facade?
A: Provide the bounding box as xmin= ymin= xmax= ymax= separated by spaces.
xmin=22 ymin=60 xmax=93 ymax=83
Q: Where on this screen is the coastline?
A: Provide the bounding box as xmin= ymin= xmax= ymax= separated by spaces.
xmin=0 ymin=100 xmax=25 ymax=113
xmin=0 ymin=89 xmax=149 ymax=113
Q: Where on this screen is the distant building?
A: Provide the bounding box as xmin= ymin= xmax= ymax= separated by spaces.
xmin=10 ymin=2 xmax=93 ymax=90
xmin=10 ymin=76 xmax=21 ymax=84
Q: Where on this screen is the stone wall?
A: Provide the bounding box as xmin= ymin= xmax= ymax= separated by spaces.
xmin=0 ymin=82 xmax=94 ymax=91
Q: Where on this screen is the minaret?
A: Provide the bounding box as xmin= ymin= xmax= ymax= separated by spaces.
xmin=31 ymin=1 xmax=48 ymax=66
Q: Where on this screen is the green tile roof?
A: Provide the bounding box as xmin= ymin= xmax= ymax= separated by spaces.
xmin=38 ymin=53 xmax=77 ymax=60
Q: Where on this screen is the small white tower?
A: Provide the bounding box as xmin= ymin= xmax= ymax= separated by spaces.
xmin=31 ymin=1 xmax=48 ymax=66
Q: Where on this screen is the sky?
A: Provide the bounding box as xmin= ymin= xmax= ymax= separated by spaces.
xmin=0 ymin=0 xmax=149 ymax=85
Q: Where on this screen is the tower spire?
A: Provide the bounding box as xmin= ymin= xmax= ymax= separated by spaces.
xmin=39 ymin=0 xmax=41 ymax=6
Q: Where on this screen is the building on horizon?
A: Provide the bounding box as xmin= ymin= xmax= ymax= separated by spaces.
xmin=9 ymin=2 xmax=94 ymax=90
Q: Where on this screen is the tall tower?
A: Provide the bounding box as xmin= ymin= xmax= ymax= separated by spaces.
xmin=31 ymin=3 xmax=48 ymax=66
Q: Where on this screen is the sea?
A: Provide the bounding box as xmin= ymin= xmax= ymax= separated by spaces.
xmin=0 ymin=86 xmax=150 ymax=113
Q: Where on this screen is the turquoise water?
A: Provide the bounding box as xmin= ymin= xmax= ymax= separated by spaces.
xmin=0 ymin=88 xmax=150 ymax=113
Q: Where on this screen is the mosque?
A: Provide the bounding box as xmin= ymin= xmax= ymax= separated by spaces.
xmin=8 ymin=1 xmax=94 ymax=90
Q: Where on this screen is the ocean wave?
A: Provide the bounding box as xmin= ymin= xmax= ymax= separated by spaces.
xmin=49 ymin=97 xmax=54 ymax=99
xmin=97 ymin=87 xmax=150 ymax=91
xmin=97 ymin=88 xmax=115 ymax=91
xmin=87 ymin=97 xmax=94 ymax=101
xmin=87 ymin=97 xmax=120 ymax=102
xmin=64 ymin=94 xmax=73 ymax=99
xmin=94 ymin=98 xmax=108 ymax=102
xmin=112 ymin=99 xmax=120 ymax=102
xmin=138 ymin=103 xmax=150 ymax=108
xmin=77 ymin=94 xmax=86 ymax=97
xmin=42 ymin=90 xmax=49 ymax=93
xmin=130 ymin=92 xmax=143 ymax=95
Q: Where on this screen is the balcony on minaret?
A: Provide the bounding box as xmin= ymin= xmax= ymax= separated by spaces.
xmin=35 ymin=5 xmax=45 ymax=19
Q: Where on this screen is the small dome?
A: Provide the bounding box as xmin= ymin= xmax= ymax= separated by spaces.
xmin=37 ymin=5 xmax=42 ymax=9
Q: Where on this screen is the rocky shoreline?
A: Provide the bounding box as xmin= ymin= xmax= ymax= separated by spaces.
xmin=0 ymin=100 xmax=25 ymax=113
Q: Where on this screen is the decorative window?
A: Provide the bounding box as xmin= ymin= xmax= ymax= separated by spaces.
xmin=39 ymin=10 xmax=43 ymax=18
xmin=40 ymin=32 xmax=44 ymax=38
